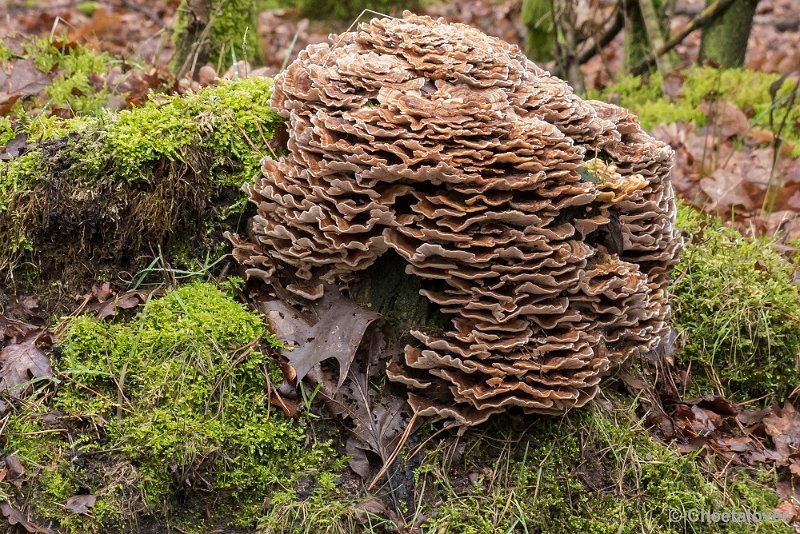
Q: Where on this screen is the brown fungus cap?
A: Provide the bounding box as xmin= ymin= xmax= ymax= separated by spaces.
xmin=231 ymin=12 xmax=681 ymax=427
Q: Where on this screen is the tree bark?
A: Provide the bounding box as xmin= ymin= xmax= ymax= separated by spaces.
xmin=699 ymin=0 xmax=759 ymax=68
xmin=171 ymin=0 xmax=212 ymax=78
xmin=521 ymin=0 xmax=556 ymax=63
xmin=623 ymin=0 xmax=669 ymax=74
xmin=171 ymin=0 xmax=262 ymax=78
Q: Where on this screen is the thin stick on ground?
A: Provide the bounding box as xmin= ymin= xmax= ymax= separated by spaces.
xmin=367 ymin=412 xmax=418 ymax=491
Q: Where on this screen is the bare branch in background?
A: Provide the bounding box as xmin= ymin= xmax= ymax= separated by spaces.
xmin=631 ymin=0 xmax=736 ymax=75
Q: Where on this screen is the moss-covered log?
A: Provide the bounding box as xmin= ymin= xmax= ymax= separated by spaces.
xmin=0 ymin=78 xmax=282 ymax=292
xmin=699 ymin=0 xmax=759 ymax=68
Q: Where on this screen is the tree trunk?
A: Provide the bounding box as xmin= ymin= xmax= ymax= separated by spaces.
xmin=623 ymin=0 xmax=650 ymax=73
xmin=623 ymin=0 xmax=669 ymax=74
xmin=171 ymin=0 xmax=262 ymax=78
xmin=348 ymin=251 xmax=448 ymax=345
xmin=171 ymin=0 xmax=212 ymax=78
xmin=521 ymin=0 xmax=555 ymax=63
xmin=699 ymin=0 xmax=759 ymax=68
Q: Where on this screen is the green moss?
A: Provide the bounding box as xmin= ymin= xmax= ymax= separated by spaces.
xmin=671 ymin=203 xmax=800 ymax=401
xmin=2 ymin=282 xmax=344 ymax=532
xmin=16 ymin=37 xmax=119 ymax=118
xmin=417 ymin=396 xmax=789 ymax=533
xmin=107 ymin=76 xmax=278 ymax=183
xmin=590 ymin=68 xmax=800 ymax=157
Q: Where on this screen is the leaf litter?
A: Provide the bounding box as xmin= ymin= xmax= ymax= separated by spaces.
xmin=253 ymin=286 xmax=416 ymax=484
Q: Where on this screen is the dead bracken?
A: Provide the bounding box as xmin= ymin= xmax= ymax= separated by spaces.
xmin=231 ymin=13 xmax=681 ymax=426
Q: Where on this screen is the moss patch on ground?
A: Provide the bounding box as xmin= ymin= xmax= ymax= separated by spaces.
xmin=670 ymin=203 xmax=800 ymax=401
xmin=1 ymin=282 xmax=344 ymax=533
xmin=589 ymin=68 xmax=800 ymax=157
xmin=414 ymin=393 xmax=789 ymax=534
xmin=0 ymin=76 xmax=282 ymax=290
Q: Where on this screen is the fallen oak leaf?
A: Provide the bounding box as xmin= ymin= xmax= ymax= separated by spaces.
xmin=266 ymin=288 xmax=379 ymax=390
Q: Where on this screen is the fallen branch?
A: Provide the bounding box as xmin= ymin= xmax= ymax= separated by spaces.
xmin=631 ymin=0 xmax=736 ymax=75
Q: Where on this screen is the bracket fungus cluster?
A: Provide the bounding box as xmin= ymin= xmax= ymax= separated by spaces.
xmin=231 ymin=13 xmax=681 ymax=426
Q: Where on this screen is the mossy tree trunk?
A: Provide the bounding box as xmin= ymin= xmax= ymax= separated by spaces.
xmin=699 ymin=0 xmax=759 ymax=68
xmin=171 ymin=0 xmax=262 ymax=78
xmin=521 ymin=0 xmax=555 ymax=63
xmin=622 ymin=0 xmax=669 ymax=74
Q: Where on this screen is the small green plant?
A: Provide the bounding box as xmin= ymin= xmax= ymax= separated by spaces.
xmin=670 ymin=203 xmax=800 ymax=401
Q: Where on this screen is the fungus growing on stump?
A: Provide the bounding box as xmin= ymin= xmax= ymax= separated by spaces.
xmin=231 ymin=13 xmax=681 ymax=426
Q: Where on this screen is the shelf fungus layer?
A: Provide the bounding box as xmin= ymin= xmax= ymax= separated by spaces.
xmin=231 ymin=13 xmax=681 ymax=426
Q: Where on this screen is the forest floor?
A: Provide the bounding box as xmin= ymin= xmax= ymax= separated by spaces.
xmin=1 ymin=0 xmax=800 ymax=533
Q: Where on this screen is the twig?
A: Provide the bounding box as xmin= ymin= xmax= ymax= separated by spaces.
xmin=367 ymin=412 xmax=418 ymax=491
xmin=631 ymin=0 xmax=736 ymax=75
xmin=578 ymin=7 xmax=624 ymax=65
xmin=105 ymin=0 xmax=165 ymax=28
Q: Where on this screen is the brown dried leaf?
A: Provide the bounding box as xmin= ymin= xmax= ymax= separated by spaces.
xmin=346 ymin=437 xmax=372 ymax=479
xmin=763 ymin=402 xmax=800 ymax=460
xmin=4 ymin=454 xmax=24 ymax=490
xmin=774 ymin=500 xmax=796 ymax=523
xmin=64 ymin=495 xmax=96 ymax=515
xmin=0 ymin=331 xmax=53 ymax=397
xmin=700 ymin=100 xmax=750 ymax=139
xmin=700 ymin=168 xmax=758 ymax=211
xmin=0 ymin=59 xmax=52 ymax=103
xmin=281 ymin=290 xmax=378 ymax=389
xmin=0 ymin=133 xmax=29 ymax=161
xmin=0 ymin=502 xmax=50 ymax=533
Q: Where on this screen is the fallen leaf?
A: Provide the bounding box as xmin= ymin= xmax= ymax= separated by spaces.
xmin=700 ymin=100 xmax=750 ymax=139
xmin=700 ymin=168 xmax=758 ymax=211
xmin=774 ymin=500 xmax=796 ymax=523
xmin=0 ymin=502 xmax=50 ymax=533
xmin=0 ymin=59 xmax=52 ymax=104
xmin=4 ymin=454 xmax=24 ymax=490
xmin=763 ymin=402 xmax=800 ymax=460
xmin=272 ymin=289 xmax=379 ymax=389
xmin=0 ymin=331 xmax=53 ymax=397
xmin=346 ymin=437 xmax=372 ymax=479
xmin=64 ymin=495 xmax=96 ymax=515
xmin=0 ymin=133 xmax=29 ymax=161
